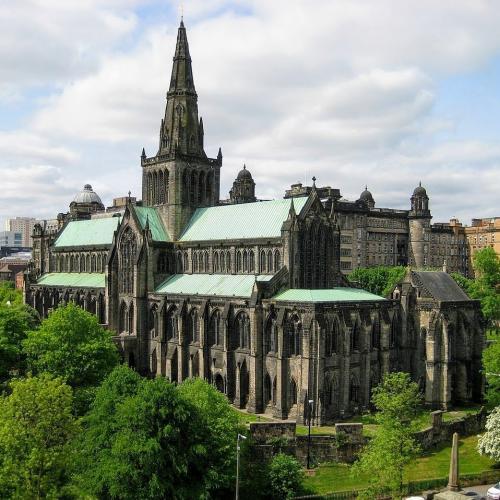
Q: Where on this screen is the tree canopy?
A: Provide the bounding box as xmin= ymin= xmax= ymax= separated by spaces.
xmin=478 ymin=406 xmax=500 ymax=463
xmin=74 ymin=366 xmax=242 ymax=499
xmin=347 ymin=266 xmax=407 ymax=297
xmin=0 ymin=374 xmax=79 ymax=499
xmin=23 ymin=302 xmax=119 ymax=389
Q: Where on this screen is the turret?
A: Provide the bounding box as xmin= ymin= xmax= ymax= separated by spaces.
xmin=229 ymin=165 xmax=256 ymax=204
xmin=408 ymin=182 xmax=432 ymax=269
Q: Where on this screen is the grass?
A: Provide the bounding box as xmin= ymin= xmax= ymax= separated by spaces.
xmin=233 ymin=408 xmax=273 ymax=425
xmin=303 ymin=435 xmax=496 ymax=494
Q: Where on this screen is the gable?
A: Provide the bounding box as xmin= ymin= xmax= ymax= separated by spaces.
xmin=179 ymin=197 xmax=308 ymax=242
xmin=412 ymin=271 xmax=470 ymax=302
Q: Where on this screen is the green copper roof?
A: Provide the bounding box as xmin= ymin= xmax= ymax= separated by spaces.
xmin=36 ymin=273 xmax=105 ymax=288
xmin=156 ymin=273 xmax=273 ymax=298
xmin=135 ymin=206 xmax=170 ymax=242
xmin=272 ymin=288 xmax=386 ymax=303
xmin=179 ymin=197 xmax=308 ymax=242
xmin=54 ymin=217 xmax=120 ymax=248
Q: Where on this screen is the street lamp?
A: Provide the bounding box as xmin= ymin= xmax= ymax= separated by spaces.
xmin=307 ymin=399 xmax=314 ymax=470
xmin=236 ymin=433 xmax=247 ymax=500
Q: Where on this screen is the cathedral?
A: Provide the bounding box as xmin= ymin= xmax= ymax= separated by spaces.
xmin=24 ymin=21 xmax=484 ymax=424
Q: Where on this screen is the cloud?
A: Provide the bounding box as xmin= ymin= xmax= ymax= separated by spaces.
xmin=3 ymin=0 xmax=500 ymax=228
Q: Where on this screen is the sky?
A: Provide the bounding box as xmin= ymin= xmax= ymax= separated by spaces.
xmin=1 ymin=0 xmax=500 ymax=227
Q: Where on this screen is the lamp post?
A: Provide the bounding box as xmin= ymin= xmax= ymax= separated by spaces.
xmin=307 ymin=399 xmax=314 ymax=470
xmin=236 ymin=433 xmax=247 ymax=500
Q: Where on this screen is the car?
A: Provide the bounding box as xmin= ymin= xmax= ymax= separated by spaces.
xmin=464 ymin=492 xmax=485 ymax=500
xmin=487 ymin=482 xmax=500 ymax=500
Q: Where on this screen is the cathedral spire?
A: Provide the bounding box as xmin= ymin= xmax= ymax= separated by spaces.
xmin=168 ymin=19 xmax=196 ymax=95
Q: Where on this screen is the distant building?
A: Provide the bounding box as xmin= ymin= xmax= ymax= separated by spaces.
xmin=465 ymin=217 xmax=500 ymax=273
xmin=4 ymin=217 xmax=37 ymax=247
xmin=0 ymin=251 xmax=31 ymax=287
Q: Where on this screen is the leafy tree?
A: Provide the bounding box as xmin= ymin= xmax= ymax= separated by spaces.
xmin=0 ymin=281 xmax=23 ymax=307
xmin=478 ymin=406 xmax=500 ymax=463
xmin=74 ymin=366 xmax=235 ymax=499
xmin=482 ymin=337 xmax=500 ymax=408
xmin=23 ymin=302 xmax=119 ymax=393
xmin=348 ymin=266 xmax=407 ymax=297
xmin=178 ymin=377 xmax=243 ymax=495
xmin=352 ymin=372 xmax=422 ymax=499
xmin=0 ymin=374 xmax=79 ymax=499
xmin=268 ymin=453 xmax=304 ymax=500
xmin=0 ymin=303 xmax=39 ymax=384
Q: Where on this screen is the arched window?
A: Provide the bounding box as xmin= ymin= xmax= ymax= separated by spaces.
xmin=260 ymin=250 xmax=266 ymax=272
xmin=86 ymin=254 xmax=91 ymax=272
xmin=165 ymin=306 xmax=178 ymax=340
xmin=214 ymin=252 xmax=219 ymax=272
xmin=287 ymin=315 xmax=302 ymax=356
xmin=183 ymin=252 xmax=189 ymax=272
xmin=80 ymin=254 xmax=86 ymax=272
xmin=265 ymin=312 xmax=277 ymax=353
xmin=158 ymin=253 xmax=168 ymax=273
xmin=236 ymin=251 xmax=242 ymax=272
xmin=119 ymin=228 xmax=137 ymax=294
xmin=351 ymin=320 xmax=360 ymax=351
xmin=235 ymin=312 xmax=250 ymax=349
xmin=350 ymin=376 xmax=359 ymax=403
xmin=177 ymin=252 xmax=183 ymax=272
xmin=290 ymin=379 xmax=298 ymax=406
xmin=188 ymin=309 xmax=199 ymax=343
xmin=204 ymin=251 xmax=209 ymax=272
xmin=325 ymin=319 xmax=339 ymax=357
xmin=243 ymin=251 xmax=248 ymax=272
xmin=192 ymin=252 xmax=199 ymax=273
xmin=182 ymin=170 xmax=189 ymax=204
xmin=97 ymin=254 xmax=102 ymax=272
xmin=128 ymin=302 xmax=134 ymax=334
xmin=75 ymin=254 xmax=80 ymax=273
xmin=190 ymin=171 xmax=197 ymax=205
xmin=198 ymin=171 xmax=205 ymax=204
xmin=206 ymin=172 xmax=212 ymax=202
xmin=164 ymin=169 xmax=169 ymax=203
xmin=249 ymin=250 xmax=255 ymax=272
xmin=267 ymin=250 xmax=273 ymax=273
xmin=91 ymin=254 xmax=96 ymax=272
xmin=119 ymin=302 xmax=128 ymax=333
xmin=159 ymin=170 xmax=165 ymax=204
xmin=371 ymin=317 xmax=380 ymax=349
xmin=226 ymin=251 xmax=231 ymax=272
xmin=209 ymin=309 xmax=222 ymax=346
xmin=274 ymin=250 xmax=281 ymax=271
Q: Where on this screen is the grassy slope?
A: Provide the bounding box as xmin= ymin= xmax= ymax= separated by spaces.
xmin=303 ymin=435 xmax=496 ymax=494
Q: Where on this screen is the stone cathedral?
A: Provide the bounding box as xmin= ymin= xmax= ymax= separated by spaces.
xmin=25 ymin=21 xmax=484 ymax=424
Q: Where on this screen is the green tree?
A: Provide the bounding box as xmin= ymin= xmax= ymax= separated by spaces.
xmin=352 ymin=372 xmax=422 ymax=499
xmin=178 ymin=377 xmax=243 ymax=495
xmin=23 ymin=303 xmax=119 ymax=412
xmin=268 ymin=453 xmax=304 ymax=500
xmin=348 ymin=266 xmax=407 ymax=297
xmin=482 ymin=337 xmax=500 ymax=408
xmin=0 ymin=281 xmax=23 ymax=307
xmin=0 ymin=374 xmax=79 ymax=499
xmin=0 ymin=303 xmax=39 ymax=384
xmin=74 ymin=365 xmax=233 ymax=499
xmin=478 ymin=406 xmax=500 ymax=463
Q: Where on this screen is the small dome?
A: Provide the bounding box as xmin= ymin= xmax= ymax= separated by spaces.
xmin=413 ymin=182 xmax=427 ymax=197
xmin=359 ymin=186 xmax=374 ymax=204
xmin=237 ymin=164 xmax=253 ymax=180
xmin=73 ymin=184 xmax=103 ymax=205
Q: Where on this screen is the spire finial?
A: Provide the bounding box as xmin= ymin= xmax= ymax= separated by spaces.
xmin=312 ymin=176 xmax=316 ymax=187
xmin=419 ymin=181 xmax=422 ymax=187
xmin=243 ymin=164 xmax=246 ymax=170
xmin=365 ymin=185 xmax=368 ymax=191
xmin=128 ymin=190 xmax=131 ymax=199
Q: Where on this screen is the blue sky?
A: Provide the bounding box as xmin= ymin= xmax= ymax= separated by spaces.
xmin=1 ymin=0 xmax=499 ymax=227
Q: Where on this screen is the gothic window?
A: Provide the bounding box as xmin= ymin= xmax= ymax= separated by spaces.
xmin=267 ymin=250 xmax=273 ymax=273
xmin=209 ymin=309 xmax=222 ymax=346
xmin=75 ymin=254 xmax=80 ymax=272
xmin=350 ymin=376 xmax=360 ymax=403
xmin=226 ymin=251 xmax=231 ymax=272
xmin=249 ymin=250 xmax=254 ymax=272
xmin=325 ymin=320 xmax=336 ymax=357
xmin=177 ymin=252 xmax=183 ymax=272
xmin=243 ymin=251 xmax=248 ymax=272
xmin=188 ymin=308 xmax=200 ymax=343
xmin=214 ymin=252 xmax=219 ymax=272
xmin=290 ymin=379 xmax=298 ymax=406
xmin=390 ymin=316 xmax=398 ymax=347
xmin=158 ymin=170 xmax=165 ymax=204
xmin=274 ymin=250 xmax=281 ymax=271
xmin=80 ymin=255 xmax=85 ymax=272
xmin=129 ymin=302 xmax=135 ymax=333
xmin=86 ymin=254 xmax=91 ymax=272
xmin=119 ymin=302 xmax=128 ymax=333
xmin=371 ymin=317 xmax=380 ymax=349
xmin=192 ymin=252 xmax=199 ymax=273
xmin=204 ymin=251 xmax=209 ymax=272
xmin=287 ymin=314 xmax=302 ymax=356
xmin=236 ymin=251 xmax=242 ymax=272
xmin=91 ymin=254 xmax=96 ymax=272
xmin=265 ymin=312 xmax=278 ymax=353
xmin=206 ymin=172 xmax=212 ymax=202
xmin=182 ymin=170 xmax=189 ymax=204
xmin=119 ymin=228 xmax=137 ymax=294
xmin=158 ymin=253 xmax=168 ymax=273
xmin=149 ymin=306 xmax=158 ymax=337
xmin=164 ymin=169 xmax=169 ymax=203
xmin=351 ymin=320 xmax=360 ymax=351
xmin=260 ymin=250 xmax=266 ymax=272
xmin=183 ymin=252 xmax=189 ymax=272
xmin=190 ymin=171 xmax=197 ymax=205
xmin=97 ymin=254 xmax=102 ymax=272
xmin=165 ymin=306 xmax=178 ymax=340
xmin=235 ymin=311 xmax=250 ymax=349
xmin=198 ymin=171 xmax=205 ymax=204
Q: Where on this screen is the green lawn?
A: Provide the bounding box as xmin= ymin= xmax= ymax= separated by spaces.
xmin=234 ymin=408 xmax=273 ymax=425
xmin=303 ymin=435 xmax=496 ymax=495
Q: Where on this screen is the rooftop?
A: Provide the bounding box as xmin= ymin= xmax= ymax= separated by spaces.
xmin=35 ymin=273 xmax=105 ymax=288
xmin=54 ymin=217 xmax=120 ymax=248
xmin=271 ymin=288 xmax=386 ymax=303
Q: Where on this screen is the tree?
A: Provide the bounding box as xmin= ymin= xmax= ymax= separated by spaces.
xmin=0 ymin=281 xmax=23 ymax=307
xmin=352 ymin=372 xmax=422 ymax=499
xmin=482 ymin=338 xmax=500 ymax=408
xmin=348 ymin=266 xmax=407 ymax=297
xmin=74 ymin=366 xmax=234 ymax=499
xmin=478 ymin=406 xmax=500 ymax=463
xmin=0 ymin=374 xmax=79 ymax=499
xmin=177 ymin=377 xmax=243 ymax=495
xmin=268 ymin=453 xmax=304 ymax=500
xmin=23 ymin=302 xmax=119 ymax=392
xmin=0 ymin=303 xmax=39 ymax=384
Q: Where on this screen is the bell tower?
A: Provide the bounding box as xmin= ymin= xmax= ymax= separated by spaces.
xmin=141 ymin=20 xmax=222 ymax=240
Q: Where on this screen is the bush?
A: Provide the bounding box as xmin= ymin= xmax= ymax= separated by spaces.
xmin=269 ymin=453 xmax=304 ymax=500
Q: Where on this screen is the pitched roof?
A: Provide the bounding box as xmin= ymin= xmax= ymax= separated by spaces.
xmin=134 ymin=206 xmax=170 ymax=242
xmin=155 ymin=273 xmax=273 ymax=298
xmin=411 ymin=271 xmax=470 ymax=302
xmin=179 ymin=197 xmax=308 ymax=242
xmin=272 ymin=288 xmax=386 ymax=303
xmin=35 ymin=273 xmax=105 ymax=288
xmin=54 ymin=217 xmax=120 ymax=248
